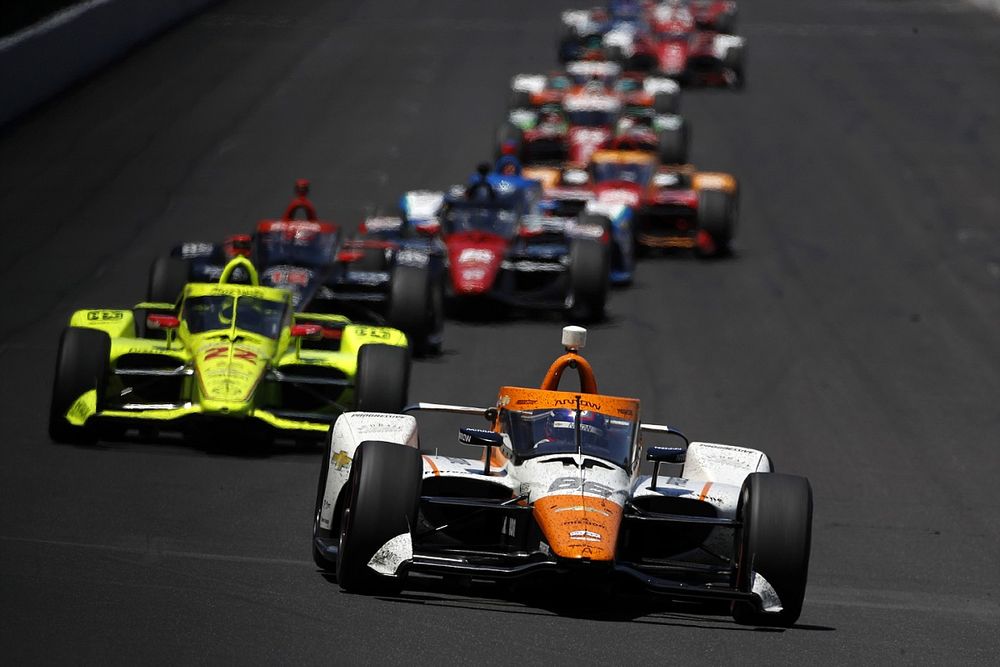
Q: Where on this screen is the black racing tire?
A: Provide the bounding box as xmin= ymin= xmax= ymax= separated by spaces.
xmin=697 ymin=189 xmax=737 ymax=256
xmin=354 ymin=344 xmax=410 ymax=413
xmin=577 ymin=212 xmax=613 ymax=239
xmin=731 ymin=65 xmax=746 ymax=91
xmin=147 ymin=256 xmax=190 ymax=304
xmin=132 ymin=307 xmax=151 ymax=339
xmin=557 ymin=35 xmax=579 ymax=65
xmin=312 ymin=431 xmax=339 ymax=571
xmin=603 ymin=44 xmax=625 ymax=64
xmin=509 ymin=89 xmax=533 ymax=109
xmin=567 ymin=237 xmax=610 ymax=323
xmin=652 ymin=90 xmax=680 ymax=115
xmin=336 ymin=440 xmax=422 ymax=594
xmin=495 ymin=121 xmax=524 ymax=161
xmin=724 ymin=44 xmax=746 ymax=90
xmin=732 ymin=473 xmax=813 ymax=627
xmin=658 ymin=121 xmax=689 ymax=165
xmin=352 ymin=245 xmax=390 ymax=272
xmin=581 ymin=212 xmax=632 ymax=287
xmin=387 ymin=263 xmax=443 ymax=357
xmin=716 ymin=9 xmax=738 ymax=34
xmin=48 ymin=327 xmax=110 ymax=444
xmin=723 ymin=43 xmax=744 ymax=71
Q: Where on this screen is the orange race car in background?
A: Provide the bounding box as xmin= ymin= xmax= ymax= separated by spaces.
xmin=524 ymin=147 xmax=738 ymax=257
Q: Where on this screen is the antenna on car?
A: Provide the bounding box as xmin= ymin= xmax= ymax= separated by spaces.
xmin=562 ymin=325 xmax=586 ymax=352
xmin=541 ymin=326 xmax=597 ymax=393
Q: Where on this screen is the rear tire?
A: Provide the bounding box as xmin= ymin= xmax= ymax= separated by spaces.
xmin=652 ymin=91 xmax=680 ymax=115
xmin=352 ymin=245 xmax=390 ymax=272
xmin=697 ymin=189 xmax=737 ymax=256
xmin=732 ymin=473 xmax=813 ymax=627
xmin=49 ymin=328 xmax=110 ymax=444
xmin=658 ymin=121 xmax=689 ymax=165
xmin=557 ymin=34 xmax=579 ymax=65
xmin=724 ymin=44 xmax=746 ymax=90
xmin=387 ymin=263 xmax=443 ymax=357
xmin=716 ymin=8 xmax=738 ymax=34
xmin=337 ymin=440 xmax=422 ymax=593
xmin=567 ymin=238 xmax=609 ymax=323
xmin=509 ymin=89 xmax=533 ymax=109
xmin=354 ymin=344 xmax=410 ymax=413
xmin=604 ymin=45 xmax=625 ymax=64
xmin=147 ymin=256 xmax=190 ymax=304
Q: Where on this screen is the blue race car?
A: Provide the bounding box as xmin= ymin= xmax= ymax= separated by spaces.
xmin=376 ymin=158 xmax=614 ymax=321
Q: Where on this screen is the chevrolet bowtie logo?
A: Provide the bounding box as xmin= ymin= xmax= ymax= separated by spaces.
xmin=331 ymin=450 xmax=352 ymax=470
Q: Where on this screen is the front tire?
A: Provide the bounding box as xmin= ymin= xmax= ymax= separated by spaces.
xmin=567 ymin=237 xmax=609 ymax=323
xmin=732 ymin=473 xmax=813 ymax=627
xmin=147 ymin=256 xmax=190 ymax=304
xmin=337 ymin=440 xmax=422 ymax=593
xmin=49 ymin=327 xmax=110 ymax=443
xmin=387 ymin=263 xmax=443 ymax=357
xmin=354 ymin=344 xmax=410 ymax=413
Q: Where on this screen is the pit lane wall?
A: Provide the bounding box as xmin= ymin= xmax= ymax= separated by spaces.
xmin=0 ymin=0 xmax=219 ymax=127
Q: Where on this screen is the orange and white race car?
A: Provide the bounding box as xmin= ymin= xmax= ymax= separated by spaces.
xmin=312 ymin=326 xmax=814 ymax=627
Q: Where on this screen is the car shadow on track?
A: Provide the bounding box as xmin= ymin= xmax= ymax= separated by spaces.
xmin=320 ymin=572 xmax=836 ymax=632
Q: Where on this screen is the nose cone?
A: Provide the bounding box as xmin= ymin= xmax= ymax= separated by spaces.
xmin=533 ymin=493 xmax=623 ymax=561
xmin=195 ymin=341 xmax=268 ymax=410
xmin=448 ymin=234 xmax=506 ymax=295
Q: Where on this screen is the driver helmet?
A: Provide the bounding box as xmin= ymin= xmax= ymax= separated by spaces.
xmin=466 ymin=163 xmax=497 ymax=201
xmin=236 ymin=298 xmax=283 ymax=338
xmin=540 ymin=110 xmax=565 ymax=127
xmin=224 ymin=234 xmax=253 ymax=258
xmin=538 ymin=200 xmax=560 ymax=216
xmin=294 ymin=178 xmax=311 ymax=197
xmin=495 ymin=154 xmax=523 ymax=177
xmin=537 ymin=408 xmax=606 ymax=448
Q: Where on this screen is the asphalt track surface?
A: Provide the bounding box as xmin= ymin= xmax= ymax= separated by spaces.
xmin=2 ymin=0 xmax=999 ymax=663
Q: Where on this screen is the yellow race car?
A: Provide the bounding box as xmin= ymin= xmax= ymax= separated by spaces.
xmin=49 ymin=256 xmax=410 ymax=444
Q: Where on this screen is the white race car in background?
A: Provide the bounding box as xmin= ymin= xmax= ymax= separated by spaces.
xmin=312 ymin=326 xmax=813 ymax=626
